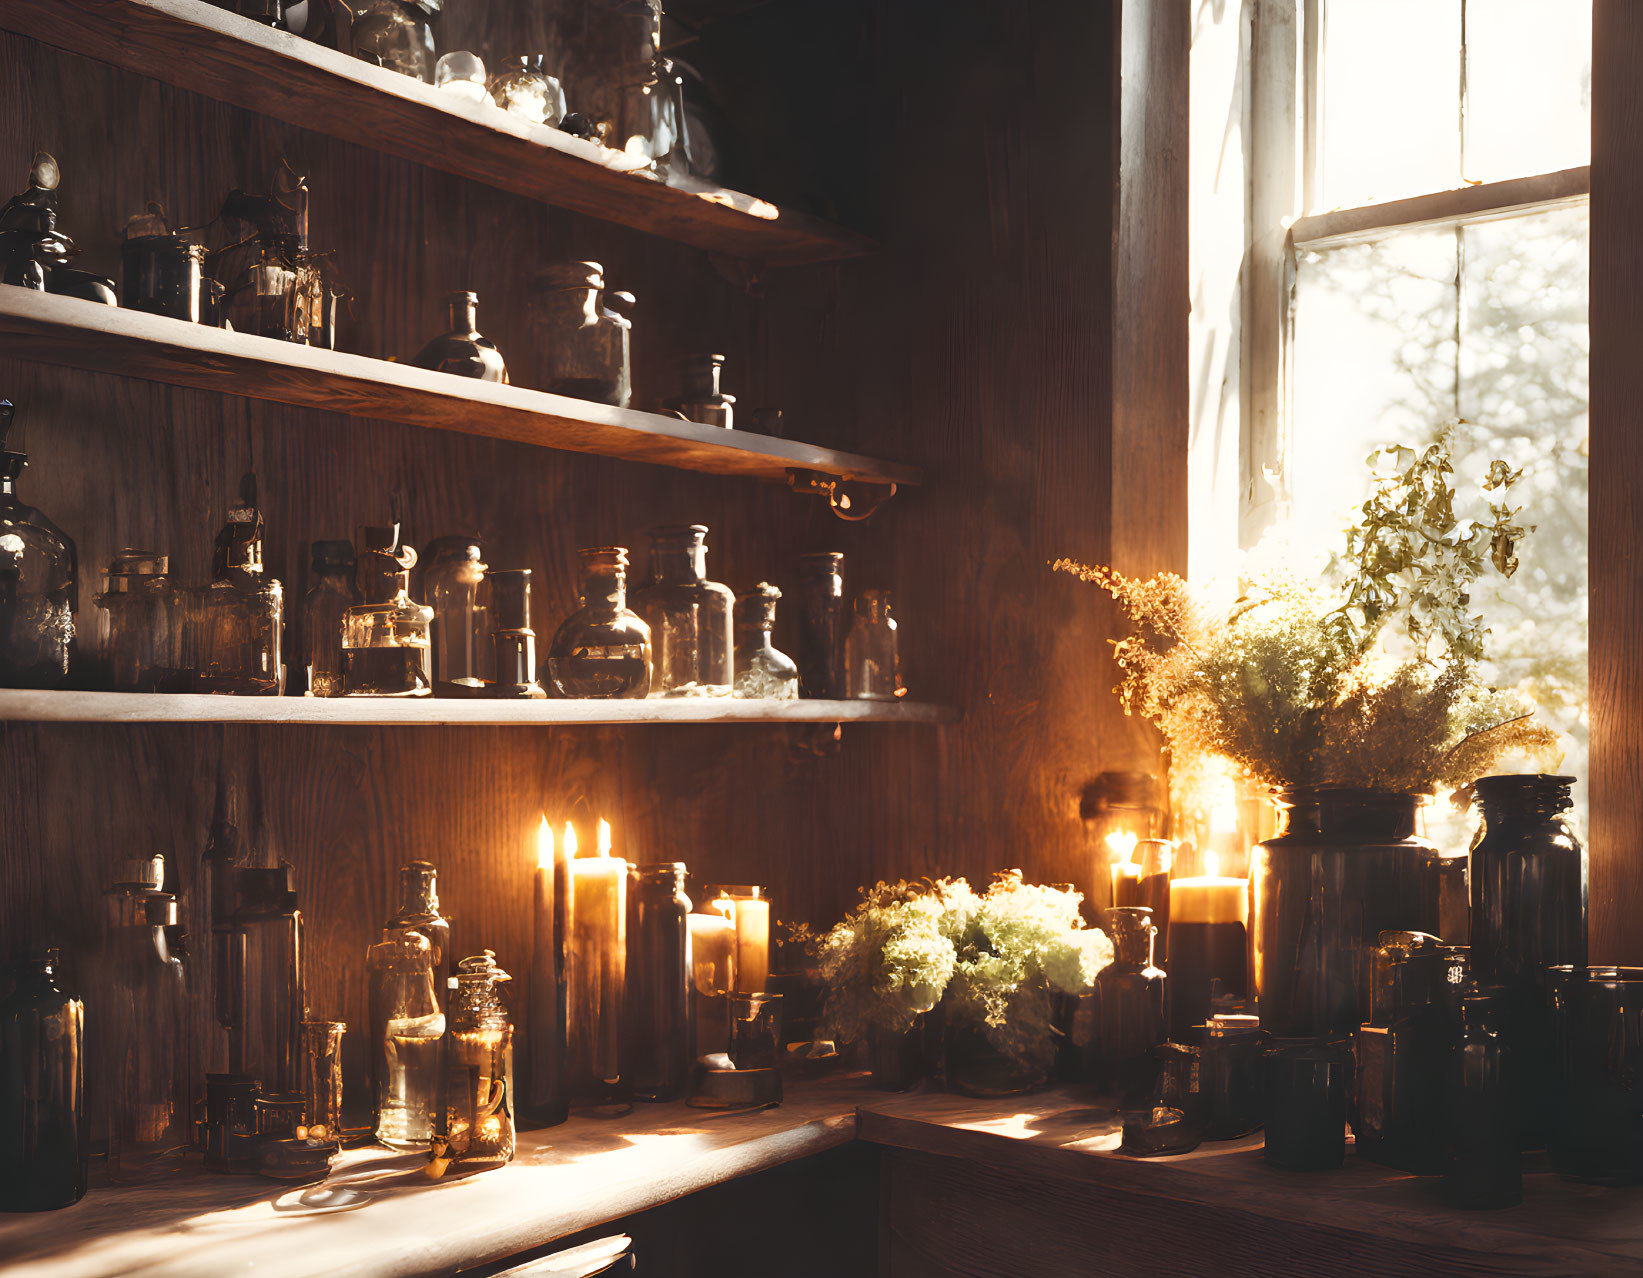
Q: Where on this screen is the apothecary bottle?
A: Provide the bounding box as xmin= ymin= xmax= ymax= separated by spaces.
xmin=0 ymin=401 xmax=76 ymax=689
xmin=193 ymin=494 xmax=283 ymax=695
xmin=1352 ymin=930 xmax=1447 ymax=1173
xmin=846 ymin=588 xmax=905 ymax=700
xmin=664 ymin=353 xmax=735 ymax=430
xmin=411 ymin=291 xmax=507 ymax=382
xmin=546 ymin=547 xmax=651 ymax=698
xmin=795 ymin=552 xmax=845 ymax=699
xmin=232 ymin=865 xmax=305 ymax=1098
xmin=367 ymin=926 xmax=444 ymax=1152
xmin=624 ymin=864 xmax=692 ymax=1102
xmin=528 ymin=262 xmax=633 ymax=407
xmin=421 ymin=536 xmax=491 ymax=697
xmin=1446 ymin=988 xmax=1521 ymax=1208
xmin=489 ymin=568 xmax=546 ymax=698
xmin=631 ymin=526 xmax=733 ymax=697
xmin=0 ymin=950 xmax=88 ymax=1210
xmin=1095 ymin=906 xmax=1167 ymax=1110
xmin=443 ymin=952 xmax=515 ymax=1167
xmin=342 ymin=528 xmax=432 ymax=697
xmin=301 ymin=540 xmax=357 ymax=697
xmin=350 ymin=0 xmax=438 ymax=82
xmin=94 ymin=550 xmax=174 ymax=691
xmin=733 ymin=582 xmax=798 ymax=699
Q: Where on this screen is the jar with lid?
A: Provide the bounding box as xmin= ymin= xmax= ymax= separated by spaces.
xmin=0 ymin=400 xmax=76 ymax=689
xmin=421 ymin=536 xmax=491 ymax=697
xmin=1201 ymin=1013 xmax=1264 ymax=1140
xmin=191 ymin=486 xmax=283 ymax=695
xmin=630 ymin=525 xmax=734 ymax=697
xmin=733 ymin=582 xmax=798 ymax=699
xmin=546 ymin=547 xmax=651 ymax=698
xmin=120 ymin=204 xmax=204 ymax=323
xmin=845 ymin=588 xmax=905 ymax=700
xmin=300 ymin=540 xmax=357 ymax=697
xmin=795 ymin=552 xmax=846 ymax=699
xmin=0 ymin=950 xmax=88 ymax=1209
xmin=624 ymin=863 xmax=692 ymax=1102
xmin=1095 ymin=906 xmax=1167 ymax=1110
xmin=528 ymin=263 xmax=633 ymax=407
xmin=411 ymin=291 xmax=507 ymax=382
xmin=341 ymin=527 xmax=432 ymax=697
xmin=664 ymin=353 xmax=734 ymax=429
xmin=94 ymin=549 xmax=174 ymax=691
xmin=442 ymin=952 xmax=515 ymax=1167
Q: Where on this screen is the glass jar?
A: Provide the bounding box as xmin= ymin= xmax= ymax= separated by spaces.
xmin=191 ymin=498 xmax=283 ymax=695
xmin=795 ymin=551 xmax=846 ymax=699
xmin=93 ymin=549 xmax=173 ymax=691
xmin=733 ymin=582 xmax=798 ymax=699
xmin=1262 ymin=1038 xmax=1350 ymax=1171
xmin=846 ymin=588 xmax=905 ymax=700
xmin=420 ymin=536 xmax=491 ymax=697
xmin=387 ymin=861 xmax=451 ymax=987
xmin=443 ymin=952 xmax=515 ymax=1167
xmin=631 ymin=525 xmax=734 ymax=697
xmin=527 ymin=262 xmax=633 ymax=407
xmin=300 ymin=1019 xmax=346 ymax=1137
xmin=0 ymin=402 xmax=75 ymax=689
xmin=546 ymin=547 xmax=651 ymax=699
xmin=730 ymin=993 xmax=783 ymax=1070
xmin=1095 ymin=906 xmax=1167 ymax=1110
xmin=411 ymin=291 xmax=507 ymax=382
xmin=350 ymin=0 xmax=438 ymax=81
xmin=1470 ymin=773 xmax=1586 ymax=1149
xmin=1548 ymin=966 xmax=1643 ymax=1183
xmin=489 ymin=56 xmax=567 ymax=126
xmin=342 ymin=529 xmax=432 ymax=697
xmin=548 ymin=1 xmax=681 ymax=170
xmin=624 ymin=863 xmax=692 ymax=1101
xmin=202 ymin=1072 xmax=258 ymax=1174
xmin=120 ymin=207 xmax=204 ymax=323
xmin=1202 ymin=1014 xmax=1265 ymax=1140
xmin=664 ymin=353 xmax=735 ymax=430
xmin=300 ymin=539 xmax=357 ymax=697
xmin=1446 ymin=989 xmax=1521 ymax=1208
xmin=488 ymin=568 xmax=546 ymax=698
xmin=0 ymin=951 xmax=87 ymax=1210
xmin=1351 ymin=930 xmax=1447 ymax=1173
xmin=434 ymin=51 xmax=487 ymax=103
xmin=231 ymin=865 xmax=305 ymax=1099
xmin=226 ymin=234 xmax=305 ymax=343
xmin=367 ymin=927 xmax=445 ymax=1151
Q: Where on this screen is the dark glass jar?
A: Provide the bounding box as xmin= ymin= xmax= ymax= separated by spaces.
xmin=232 ymin=866 xmax=305 ymax=1099
xmin=546 ymin=547 xmax=652 ymax=699
xmin=300 ymin=539 xmax=357 ymax=697
xmin=1095 ymin=906 xmax=1167 ymax=1110
xmin=488 ymin=569 xmax=546 ymax=699
xmin=527 ymin=262 xmax=633 ymax=407
xmin=624 ymin=863 xmax=692 ymax=1102
xmin=341 ymin=528 xmax=431 ymax=697
xmin=1351 ymin=930 xmax=1447 ymax=1173
xmin=631 ymin=526 xmax=734 ymax=697
xmin=1445 ymin=988 xmax=1521 ymax=1208
xmin=93 ymin=549 xmax=174 ymax=691
xmin=443 ymin=952 xmax=515 ymax=1167
xmin=192 ymin=498 xmax=283 ymax=695
xmin=120 ymin=214 xmax=204 ymax=323
xmin=845 ymin=589 xmax=905 ymax=700
xmin=411 ymin=291 xmax=507 ymax=382
xmin=1263 ymin=1038 xmax=1349 ymax=1171
xmin=664 ymin=353 xmax=735 ymax=430
xmin=421 ymin=536 xmax=491 ymax=698
xmin=0 ymin=401 xmax=76 ymax=689
xmin=202 ymin=1073 xmax=257 ymax=1174
xmin=1156 ymin=1040 xmax=1208 ymax=1129
xmin=1202 ymin=1013 xmax=1265 ymax=1140
xmin=0 ymin=951 xmax=88 ymax=1210
xmin=1469 ymin=774 xmax=1586 ymax=1149
xmin=795 ymin=551 xmax=846 ymax=699
xmin=1547 ymin=966 xmax=1643 ymax=1183
xmin=1250 ymin=789 xmax=1429 ymax=1038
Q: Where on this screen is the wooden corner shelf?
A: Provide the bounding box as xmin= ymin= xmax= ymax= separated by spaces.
xmin=0 ymin=290 xmax=920 ymax=486
xmin=0 ymin=0 xmax=874 ymax=267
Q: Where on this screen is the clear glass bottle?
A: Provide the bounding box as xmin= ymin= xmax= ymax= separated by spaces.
xmin=192 ymin=492 xmax=283 ymax=695
xmin=733 ymin=582 xmax=798 ymax=699
xmin=420 ymin=536 xmax=491 ymax=697
xmin=624 ymin=863 xmax=692 ymax=1102
xmin=0 ymin=951 xmax=88 ymax=1210
xmin=300 ymin=540 xmax=357 ymax=697
xmin=342 ymin=527 xmax=432 ymax=697
xmin=489 ymin=56 xmax=568 ymax=127
xmin=411 ymin=291 xmax=507 ymax=382
xmin=93 ymin=549 xmax=173 ymax=692
xmin=1446 ymin=988 xmax=1521 ymax=1208
xmin=549 ymin=1 xmax=682 ymax=171
xmin=846 ymin=589 xmax=905 ymax=700
xmin=349 ymin=0 xmax=438 ymax=81
xmin=663 ymin=353 xmax=735 ymax=430
xmin=527 ymin=262 xmax=633 ymax=407
xmin=489 ymin=569 xmax=546 ymax=698
xmin=367 ymin=928 xmax=444 ymax=1151
xmin=231 ymin=865 xmax=305 ymax=1099
xmin=443 ymin=952 xmax=515 ymax=1167
xmin=300 ymin=1019 xmax=346 ymax=1138
xmin=795 ymin=551 xmax=845 ymax=699
xmin=546 ymin=547 xmax=651 ymax=698
xmin=0 ymin=401 xmax=75 ymax=689
xmin=630 ymin=525 xmax=733 ymax=697
xmin=1095 ymin=906 xmax=1167 ymax=1110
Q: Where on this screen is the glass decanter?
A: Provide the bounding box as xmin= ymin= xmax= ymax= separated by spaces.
xmin=546 ymin=547 xmax=651 ymax=698
xmin=0 ymin=950 xmax=88 ymax=1211
xmin=366 ymin=928 xmax=444 ymax=1151
xmin=93 ymin=550 xmax=174 ymax=692
xmin=630 ymin=526 xmax=733 ymax=697
xmin=341 ymin=527 xmax=432 ymax=697
xmin=442 ymin=952 xmax=515 ymax=1167
xmin=192 ymin=483 xmax=283 ymax=696
xmin=846 ymin=588 xmax=905 ymax=700
xmin=527 ymin=262 xmax=633 ymax=407
xmin=420 ymin=536 xmax=491 ymax=697
xmin=795 ymin=551 xmax=845 ymax=699
xmin=733 ymin=582 xmax=798 ymax=699
xmin=489 ymin=568 xmax=546 ymax=698
xmin=0 ymin=401 xmax=75 ymax=689
xmin=411 ymin=291 xmax=508 ymax=382
xmin=351 ymin=0 xmax=439 ymax=81
xmin=300 ymin=539 xmax=357 ymax=697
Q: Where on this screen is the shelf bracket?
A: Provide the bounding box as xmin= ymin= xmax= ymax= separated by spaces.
xmin=787 ymin=469 xmax=897 ymax=521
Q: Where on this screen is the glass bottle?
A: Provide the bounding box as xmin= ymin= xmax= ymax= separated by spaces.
xmin=350 ymin=0 xmax=438 ymax=80
xmin=192 ymin=491 xmax=283 ymax=695
xmin=1351 ymin=930 xmax=1447 ymax=1173
xmin=733 ymin=582 xmax=798 ymax=700
xmin=528 ymin=263 xmax=633 ymax=407
xmin=846 ymin=588 xmax=905 ymax=700
xmin=489 ymin=56 xmax=568 ymax=127
xmin=93 ymin=549 xmax=173 ymax=692
xmin=1201 ymin=1013 xmax=1265 ymax=1140
xmin=120 ymin=204 xmax=204 ymax=323
xmin=624 ymin=864 xmax=692 ymax=1102
xmin=0 ymin=401 xmax=76 ymax=689
xmin=1548 ymin=965 xmax=1643 ymax=1183
xmin=341 ymin=528 xmax=432 ymax=697
xmin=367 ymin=927 xmax=445 ymax=1152
xmin=388 ymin=861 xmax=451 ymax=986
xmin=411 ymin=291 xmax=507 ymax=382
xmin=226 ymin=232 xmax=304 ymax=343
xmin=1446 ymin=988 xmax=1521 ymax=1208
xmin=630 ymin=525 xmax=734 ymax=697
xmin=231 ymin=865 xmax=305 ymax=1099
xmin=795 ymin=551 xmax=846 ymax=699
xmin=420 ymin=536 xmax=491 ymax=697
xmin=1095 ymin=906 xmax=1167 ymax=1110
xmin=0 ymin=951 xmax=87 ymax=1210
xmin=300 ymin=539 xmax=357 ymax=697
xmin=1262 ymin=1038 xmax=1350 ymax=1171
xmin=663 ymin=353 xmax=735 ymax=430
xmin=442 ymin=952 xmax=515 ymax=1167
xmin=489 ymin=568 xmax=546 ymax=698
xmin=300 ymin=1019 xmax=346 ymax=1137
xmin=546 ymin=547 xmax=651 ymax=699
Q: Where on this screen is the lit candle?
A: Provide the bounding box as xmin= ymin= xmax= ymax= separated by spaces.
xmin=526 ymin=816 xmax=570 ymax=1124
xmin=566 ymin=818 xmax=627 ymax=1102
xmin=688 ymin=912 xmax=737 ymax=1060
xmin=708 ymin=886 xmax=770 ymax=994
xmin=1168 ymin=852 xmax=1250 ymax=1039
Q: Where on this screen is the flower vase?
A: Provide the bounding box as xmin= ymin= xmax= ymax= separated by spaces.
xmin=943 ymin=1021 xmax=1053 ymax=1098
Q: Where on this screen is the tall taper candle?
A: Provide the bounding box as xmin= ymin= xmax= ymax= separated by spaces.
xmin=708 ymin=886 xmax=770 ymax=993
xmin=566 ymin=819 xmax=628 ymax=1103
xmin=527 ymin=816 xmax=570 ymax=1124
xmin=689 ymin=911 xmax=737 ymax=1060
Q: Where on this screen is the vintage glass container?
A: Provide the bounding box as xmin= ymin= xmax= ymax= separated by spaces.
xmin=367 ymin=869 xmax=447 ymax=1152
xmin=1249 ymin=789 xmax=1429 ymax=1038
xmin=846 ymin=589 xmax=905 ymax=700
xmin=1547 ymin=966 xmax=1643 ymax=1183
xmin=489 ymin=56 xmax=567 ymax=126
xmin=1202 ymin=1014 xmax=1265 ymax=1140
xmin=350 ymin=0 xmax=438 ymax=81
xmin=421 ymin=536 xmax=491 ymax=697
xmin=1262 ymin=1038 xmax=1349 ymax=1171
xmin=231 ymin=865 xmax=305 ymax=1099
xmin=1470 ymin=773 xmax=1586 ymax=1149
xmin=193 ymin=497 xmax=283 ymax=695
xmin=733 ymin=582 xmax=798 ymax=699
xmin=1095 ymin=907 xmax=1167 ymax=1110
xmin=1446 ymin=989 xmax=1521 ymax=1209
xmin=411 ymin=291 xmax=507 ymax=382
xmin=528 ymin=263 xmax=633 ymax=407
xmin=795 ymin=551 xmax=846 ymax=699
xmin=705 ymin=885 xmax=771 ymax=994
xmin=0 ymin=951 xmax=88 ymax=1210
xmin=631 ymin=526 xmax=734 ymax=697
xmin=547 ymin=1 xmax=680 ymax=169
xmin=93 ymin=549 xmax=173 ymax=692
xmin=0 ymin=401 xmax=75 ymax=689
xmin=388 ymin=861 xmax=450 ymax=986
xmin=730 ymin=993 xmax=783 ymax=1070
xmin=1352 ymin=930 xmax=1447 ymax=1173
xmin=443 ymin=952 xmax=515 ymax=1167
xmin=488 ymin=568 xmax=546 ymax=698
xmin=300 ymin=539 xmax=357 ymax=697
xmin=300 ymin=1019 xmax=346 ymax=1136
xmin=342 ymin=529 xmax=432 ymax=696
xmin=225 ymin=234 xmax=305 ymax=343
xmin=546 ymin=547 xmax=651 ymax=699
xmin=1156 ymin=1040 xmax=1208 ymax=1129
xmin=120 ymin=205 xmax=204 ymax=323
xmin=664 ymin=353 xmax=735 ymax=429
xmin=434 ymin=51 xmax=488 ymax=103
xmin=624 ymin=863 xmax=692 ymax=1101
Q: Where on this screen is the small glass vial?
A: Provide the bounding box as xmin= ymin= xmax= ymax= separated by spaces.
xmin=846 ymin=588 xmax=905 ymax=700
xmin=489 ymin=56 xmax=568 ymax=126
xmin=0 ymin=401 xmax=76 ymax=689
xmin=411 ymin=291 xmax=508 ymax=382
xmin=631 ymin=525 xmax=734 ymax=697
xmin=193 ymin=497 xmax=283 ymax=695
xmin=624 ymin=863 xmax=692 ymax=1101
xmin=489 ymin=569 xmax=546 ymax=698
xmin=733 ymin=582 xmax=799 ymax=699
xmin=443 ymin=952 xmax=515 ymax=1167
xmin=795 ymin=552 xmax=846 ymax=699
xmin=367 ymin=928 xmax=445 ymax=1152
xmin=94 ymin=549 xmax=173 ymax=691
xmin=421 ymin=536 xmax=491 ymax=698
xmin=528 ymin=262 xmax=633 ymax=407
xmin=342 ymin=527 xmax=432 ymax=697
xmin=546 ymin=547 xmax=651 ymax=698
xmin=301 ymin=539 xmax=357 ymax=697
xmin=0 ymin=950 xmax=88 ymax=1209
xmin=300 ymin=1019 xmax=346 ymax=1137
xmin=1445 ymin=988 xmax=1521 ymax=1208
xmin=1096 ymin=907 xmax=1167 ymax=1110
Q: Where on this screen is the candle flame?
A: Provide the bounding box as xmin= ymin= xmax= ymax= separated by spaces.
xmin=564 ymin=821 xmax=579 ymax=859
xmin=537 ymin=816 xmax=553 ymax=869
xmin=1205 ymin=851 xmax=1220 ymax=879
xmin=597 ymin=818 xmax=612 ymax=858
xmin=1105 ymin=831 xmax=1139 ymax=865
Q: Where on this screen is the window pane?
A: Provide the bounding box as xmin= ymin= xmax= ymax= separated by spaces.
xmin=1464 ymin=0 xmax=1591 ymax=182
xmin=1320 ymin=0 xmax=1462 ymax=208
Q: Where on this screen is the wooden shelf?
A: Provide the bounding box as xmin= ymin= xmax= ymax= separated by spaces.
xmin=0 ymin=689 xmax=958 ymax=726
xmin=0 ymin=290 xmax=920 ymax=487
xmin=0 ymin=0 xmax=874 ymax=267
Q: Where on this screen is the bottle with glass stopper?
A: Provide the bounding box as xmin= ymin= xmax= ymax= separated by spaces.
xmin=439 ymin=952 xmax=515 ymax=1168
xmin=421 ymin=536 xmax=490 ymax=697
xmin=546 ymin=547 xmax=652 ymax=698
xmin=630 ymin=525 xmax=733 ymax=697
xmin=192 ymin=475 xmax=283 ymax=695
xmin=367 ymin=861 xmax=450 ymax=1151
xmin=846 ymin=588 xmax=905 ymax=700
xmin=733 ymin=582 xmax=798 ymax=699
xmin=341 ymin=526 xmax=432 ymax=697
